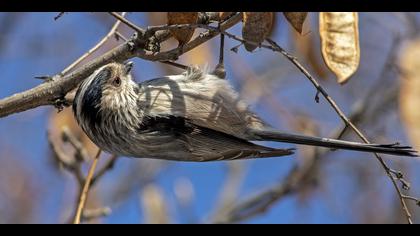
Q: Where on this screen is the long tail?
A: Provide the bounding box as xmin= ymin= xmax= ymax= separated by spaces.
xmin=250 ymin=129 xmax=418 ymax=157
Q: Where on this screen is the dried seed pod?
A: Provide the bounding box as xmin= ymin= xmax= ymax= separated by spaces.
xmin=319 ymin=12 xmax=360 ymax=84
xmin=283 ymin=12 xmax=308 ymax=34
xmin=242 ymin=12 xmax=274 ymax=52
xmin=167 ymin=12 xmax=199 ymax=46
xmin=399 ymin=39 xmax=420 ymax=152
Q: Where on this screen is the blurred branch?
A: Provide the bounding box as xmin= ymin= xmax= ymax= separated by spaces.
xmin=141 ymin=184 xmax=170 ymax=224
xmin=48 ymin=130 xmax=85 ymax=185
xmin=201 ymin=27 xmax=417 ymax=224
xmin=213 ymin=158 xmax=317 ymax=223
xmin=265 ymin=37 xmax=414 ymax=224
xmin=61 ymin=126 xmax=90 ymax=162
xmin=222 ymin=30 xmax=415 ymax=223
xmin=210 ymin=162 xmax=247 ymax=221
xmin=91 ymin=154 xmax=118 ymax=186
xmin=109 ymin=160 xmax=169 ymax=205
xmin=0 ymin=12 xmax=242 ymax=118
xmin=81 ymin=207 xmax=112 ymax=221
xmin=213 ymin=80 xmax=398 ymax=223
xmin=48 ymin=126 xmax=118 ymax=223
xmin=174 ymin=177 xmax=196 ymax=223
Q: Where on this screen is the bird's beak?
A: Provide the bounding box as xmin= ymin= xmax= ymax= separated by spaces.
xmin=124 ymin=61 xmax=134 ymax=75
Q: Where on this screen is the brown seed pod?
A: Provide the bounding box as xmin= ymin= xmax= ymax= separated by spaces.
xmin=319 ymin=12 xmax=360 ymax=84
xmin=167 ymin=12 xmax=199 ymax=46
xmin=219 ymin=12 xmax=233 ymax=21
xmin=283 ymin=12 xmax=308 ymax=34
xmin=242 ymin=12 xmax=274 ymax=52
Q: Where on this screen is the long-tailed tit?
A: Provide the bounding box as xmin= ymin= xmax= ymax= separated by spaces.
xmin=72 ymin=61 xmax=417 ymax=161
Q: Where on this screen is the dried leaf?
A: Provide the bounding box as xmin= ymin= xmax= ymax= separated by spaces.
xmin=242 ymin=12 xmax=274 ymax=52
xmin=219 ymin=12 xmax=233 ymax=21
xmin=399 ymin=39 xmax=420 ymax=152
xmin=167 ymin=12 xmax=199 ymax=46
xmin=291 ymin=25 xmax=329 ymax=79
xmin=283 ymin=12 xmax=308 ymax=34
xmin=181 ymin=39 xmax=214 ymax=66
xmin=319 ymin=12 xmax=360 ymax=84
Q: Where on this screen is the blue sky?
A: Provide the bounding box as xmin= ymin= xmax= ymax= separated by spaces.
xmin=0 ymin=12 xmax=419 ymax=224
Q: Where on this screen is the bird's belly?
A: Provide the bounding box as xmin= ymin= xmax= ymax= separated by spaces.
xmin=92 ymin=130 xmax=198 ymax=161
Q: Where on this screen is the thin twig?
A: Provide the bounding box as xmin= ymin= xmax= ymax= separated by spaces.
xmin=160 ymin=61 xmax=189 ymax=70
xmin=60 ymin=12 xmax=127 ymax=76
xmin=196 ymin=26 xmax=416 ymax=224
xmin=214 ymin=78 xmax=399 ymax=223
xmin=54 ymin=12 xmax=65 ymax=21
xmin=91 ymin=154 xmax=118 ymax=186
xmin=402 ymin=195 xmax=420 ymax=206
xmin=73 ymin=149 xmax=102 ymax=224
xmin=114 ymin=31 xmax=128 ymax=42
xmin=264 ymin=38 xmax=414 ymax=224
xmin=108 ymin=12 xmax=145 ymax=34
xmin=204 ymin=24 xmax=415 ymax=223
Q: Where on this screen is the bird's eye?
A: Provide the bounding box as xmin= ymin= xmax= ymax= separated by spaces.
xmin=113 ymin=77 xmax=121 ymax=87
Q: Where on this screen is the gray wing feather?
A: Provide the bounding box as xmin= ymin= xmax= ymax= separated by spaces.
xmin=137 ymin=115 xmax=293 ymax=161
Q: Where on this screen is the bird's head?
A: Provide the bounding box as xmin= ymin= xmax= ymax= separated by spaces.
xmin=73 ymin=61 xmax=140 ymax=134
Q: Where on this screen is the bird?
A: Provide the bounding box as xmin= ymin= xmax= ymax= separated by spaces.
xmin=72 ymin=61 xmax=418 ymax=161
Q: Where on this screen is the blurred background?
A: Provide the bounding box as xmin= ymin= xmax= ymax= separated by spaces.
xmin=0 ymin=12 xmax=420 ymax=224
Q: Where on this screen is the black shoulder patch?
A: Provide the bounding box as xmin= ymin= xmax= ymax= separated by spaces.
xmin=137 ymin=115 xmax=250 ymax=144
xmin=138 ymin=115 xmax=194 ymax=136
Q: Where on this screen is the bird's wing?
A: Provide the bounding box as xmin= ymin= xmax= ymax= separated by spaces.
xmin=137 ymin=115 xmax=294 ymax=161
xmin=137 ymin=74 xmax=267 ymax=139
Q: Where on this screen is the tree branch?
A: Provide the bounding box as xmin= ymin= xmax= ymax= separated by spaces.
xmin=264 ymin=38 xmax=414 ymax=224
xmin=194 ymin=26 xmax=417 ymax=224
xmin=0 ymin=12 xmax=242 ymax=118
xmin=213 ymin=78 xmax=405 ymax=223
xmin=108 ymin=12 xmax=144 ymax=35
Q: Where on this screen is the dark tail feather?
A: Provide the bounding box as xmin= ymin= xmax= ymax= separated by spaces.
xmin=251 ymin=130 xmax=418 ymax=157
